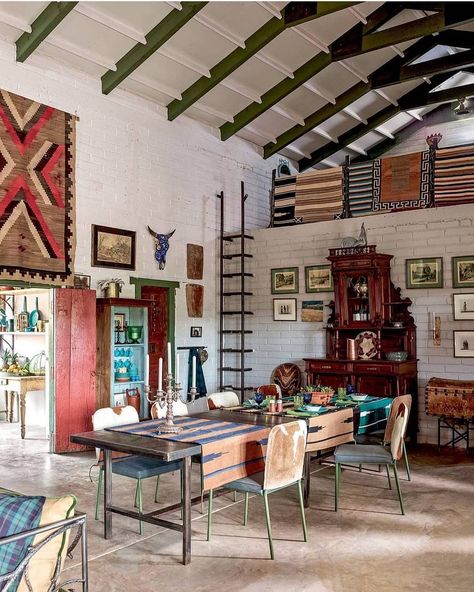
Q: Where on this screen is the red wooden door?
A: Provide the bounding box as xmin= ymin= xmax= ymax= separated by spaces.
xmin=141 ymin=286 xmax=168 ymax=388
xmin=54 ymin=288 xmax=96 ymax=453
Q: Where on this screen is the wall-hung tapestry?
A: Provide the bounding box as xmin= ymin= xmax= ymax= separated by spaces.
xmin=0 ymin=89 xmax=76 ymax=285
xmin=434 ymin=145 xmax=474 ymax=207
xmin=187 ymin=243 xmax=203 ymax=280
xmin=347 ymin=161 xmax=374 ymax=218
xmin=373 ymin=151 xmax=430 ymax=212
xmin=273 ymin=174 xmax=297 ymax=227
xmin=186 ymin=284 xmax=203 ymax=317
xmin=294 ymin=167 xmax=343 ymax=223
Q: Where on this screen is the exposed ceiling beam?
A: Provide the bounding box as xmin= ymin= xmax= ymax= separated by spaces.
xmin=16 ymin=1 xmax=77 ymax=62
xmin=347 ymin=144 xmax=367 ymax=156
xmin=46 ymin=34 xmax=117 ymax=70
xmin=312 ymin=128 xmax=338 ymax=143
xmin=343 ymin=108 xmax=367 ymax=124
xmin=194 ymin=13 xmax=245 ymax=48
xmin=303 ymin=82 xmax=336 ymax=104
xmin=263 ymin=42 xmax=474 ymax=158
xmin=101 ymin=2 xmax=207 ymax=95
xmin=159 ymin=45 xmax=210 ymax=77
xmin=74 ymin=4 xmax=147 ymax=44
xmin=374 ymin=89 xmax=398 ymax=106
xmin=283 ymin=2 xmax=361 ymax=27
xmin=338 ymin=61 xmax=368 ymax=83
xmin=406 ymin=110 xmax=424 ymax=121
xmin=437 ymin=30 xmax=474 ymax=49
xmin=218 ymin=3 xmax=401 ymax=141
xmin=167 ymin=1 xmax=356 ymax=121
xmin=375 ymin=127 xmax=395 ymax=139
xmin=221 ymin=3 xmax=474 ymax=141
xmin=256 ymin=2 xmax=282 ymax=20
xmin=298 ymin=69 xmax=474 ymax=170
xmin=0 ymin=9 xmax=31 ymax=33
xmin=292 ymin=25 xmax=329 ymax=53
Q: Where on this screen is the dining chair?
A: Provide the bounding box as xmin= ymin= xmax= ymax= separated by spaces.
xmin=357 ymin=394 xmax=412 ymax=480
xmin=256 ymin=384 xmax=282 ymax=398
xmin=207 ymin=391 xmax=239 ymax=409
xmin=206 ymin=420 xmax=308 ymax=559
xmin=150 ymin=397 xmax=189 ymax=419
xmin=92 ymin=406 xmax=182 ymax=534
xmin=334 ymin=402 xmax=409 ymax=515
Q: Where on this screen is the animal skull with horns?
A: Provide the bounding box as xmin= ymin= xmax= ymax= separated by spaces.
xmin=147 ymin=226 xmax=176 ymax=270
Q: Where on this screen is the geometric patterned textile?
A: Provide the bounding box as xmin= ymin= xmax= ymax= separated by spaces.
xmin=304 ymin=407 xmax=354 ymax=453
xmin=270 ymin=363 xmax=302 ymax=396
xmin=106 ymin=416 xmax=271 ymax=491
xmin=0 ymin=89 xmax=75 ymax=285
xmin=347 ymin=161 xmax=375 ymax=217
xmin=373 ymin=151 xmax=430 ymax=212
xmin=295 ymin=167 xmax=343 ymax=223
xmin=272 ymin=174 xmax=297 ymax=226
xmin=434 ymin=144 xmax=474 ymax=207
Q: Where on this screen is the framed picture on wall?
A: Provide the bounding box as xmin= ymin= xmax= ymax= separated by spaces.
xmin=453 ymin=293 xmax=474 ymax=320
xmin=190 ymin=326 xmax=202 ymax=338
xmin=92 ymin=224 xmax=136 ymax=270
xmin=271 ymin=267 xmax=299 ymax=294
xmin=453 ymin=330 xmax=474 ymax=357
xmin=273 ymin=298 xmax=297 ymax=321
xmin=452 ymin=256 xmax=474 ymax=288
xmin=73 ymin=273 xmax=91 ymax=289
xmin=305 ymin=265 xmax=333 ymax=293
xmin=301 ymin=300 xmax=324 ymax=322
xmin=405 ymin=257 xmax=443 ymax=289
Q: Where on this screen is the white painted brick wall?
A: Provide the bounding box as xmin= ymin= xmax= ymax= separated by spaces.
xmin=247 ymin=205 xmax=474 ymax=445
xmin=0 ymin=40 xmax=279 ymax=393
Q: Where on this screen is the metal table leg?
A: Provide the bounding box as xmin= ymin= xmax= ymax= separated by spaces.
xmin=182 ymin=456 xmax=192 ymax=565
xmin=303 ymin=452 xmax=311 ymax=508
xmin=103 ymin=449 xmax=112 ymax=539
xmin=20 ymin=392 xmax=26 ymax=439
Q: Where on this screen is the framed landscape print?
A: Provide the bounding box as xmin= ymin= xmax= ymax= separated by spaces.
xmin=92 ymin=225 xmax=136 ymax=270
xmin=271 ymin=267 xmax=299 ymax=294
xmin=301 ymin=300 xmax=324 ymax=322
xmin=452 ymin=256 xmax=474 ymax=288
xmin=406 ymin=257 xmax=443 ymax=289
xmin=453 ymin=293 xmax=474 ymax=320
xmin=305 ymin=265 xmax=333 ymax=293
xmin=453 ymin=330 xmax=474 ymax=358
xmin=273 ymin=298 xmax=297 ymax=321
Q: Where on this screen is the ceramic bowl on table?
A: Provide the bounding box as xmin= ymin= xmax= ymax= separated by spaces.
xmin=350 ymin=394 xmax=368 ymax=402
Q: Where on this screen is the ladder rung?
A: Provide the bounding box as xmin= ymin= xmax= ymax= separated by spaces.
xmin=221 ymin=367 xmax=253 ymax=372
xmin=223 ymin=234 xmax=254 ymax=241
xmin=223 ymin=273 xmax=254 ymax=278
xmin=222 ymin=311 xmax=253 ymax=315
xmin=222 ymin=348 xmax=253 ymax=353
xmin=222 ymin=330 xmax=253 ymax=334
xmin=223 ymin=292 xmax=253 ymax=296
xmin=223 ymin=254 xmax=253 ymax=259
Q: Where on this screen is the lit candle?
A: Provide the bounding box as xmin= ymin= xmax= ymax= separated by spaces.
xmin=175 ymin=353 xmax=180 ymax=384
xmin=145 ymin=354 xmax=149 ymax=386
xmin=158 ymin=357 xmax=163 ymax=392
xmin=167 ymin=342 xmax=172 ymax=373
xmin=192 ymin=356 xmax=196 ymax=389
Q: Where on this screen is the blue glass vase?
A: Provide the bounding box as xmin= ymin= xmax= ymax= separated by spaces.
xmin=254 ymin=392 xmax=264 ymax=406
xmin=303 ymin=392 xmax=312 ymax=405
xmin=346 ymin=383 xmax=356 ymax=395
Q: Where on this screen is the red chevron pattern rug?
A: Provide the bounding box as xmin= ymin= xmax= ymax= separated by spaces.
xmin=0 ymin=89 xmax=75 ymax=285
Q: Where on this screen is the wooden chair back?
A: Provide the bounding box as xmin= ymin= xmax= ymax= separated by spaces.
xmin=263 ymin=420 xmax=307 ymax=491
xmin=384 ymin=395 xmax=412 ymax=443
xmin=151 ymin=398 xmax=188 ymax=419
xmin=390 ymin=403 xmax=409 ymax=461
xmin=256 ymin=384 xmax=282 ymax=398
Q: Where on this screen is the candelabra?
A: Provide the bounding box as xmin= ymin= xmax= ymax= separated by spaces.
xmin=146 ymin=374 xmax=198 ymax=434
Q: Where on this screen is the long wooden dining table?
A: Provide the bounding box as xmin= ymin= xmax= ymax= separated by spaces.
xmin=70 ymin=401 xmax=390 ymax=565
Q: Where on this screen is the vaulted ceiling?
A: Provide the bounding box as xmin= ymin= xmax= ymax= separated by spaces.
xmin=1 ymin=1 xmax=474 ymax=170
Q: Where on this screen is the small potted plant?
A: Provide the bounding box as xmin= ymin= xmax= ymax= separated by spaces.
xmin=302 ymin=385 xmax=335 ymax=405
xmin=97 ymin=278 xmax=125 ymax=298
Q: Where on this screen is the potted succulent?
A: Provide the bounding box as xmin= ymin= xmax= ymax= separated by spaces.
xmin=97 ymin=278 xmax=125 ymax=298
xmin=302 ymin=385 xmax=335 ymax=405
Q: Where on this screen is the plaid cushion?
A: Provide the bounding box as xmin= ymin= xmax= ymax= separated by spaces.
xmin=0 ymin=494 xmax=45 ymax=591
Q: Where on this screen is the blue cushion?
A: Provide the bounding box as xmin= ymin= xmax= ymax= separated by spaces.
xmin=224 ymin=472 xmax=264 ymax=495
xmin=112 ymin=456 xmax=182 ymax=479
xmin=335 ymin=444 xmax=392 ymax=465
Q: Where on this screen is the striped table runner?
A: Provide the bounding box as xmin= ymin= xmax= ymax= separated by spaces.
xmin=434 ymin=144 xmax=474 ymax=206
xmin=295 ymin=167 xmax=343 ymax=223
xmin=305 ymin=407 xmax=354 ymax=453
xmin=106 ymin=416 xmax=270 ymax=491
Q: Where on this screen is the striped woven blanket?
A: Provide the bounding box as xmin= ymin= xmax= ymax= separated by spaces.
xmin=434 ymin=144 xmax=474 ymax=206
xmin=295 ymin=167 xmax=343 ymax=223
xmin=347 ymin=161 xmax=374 ymax=217
xmin=107 ymin=416 xmax=270 ymax=491
xmin=273 ymin=175 xmax=297 ymax=226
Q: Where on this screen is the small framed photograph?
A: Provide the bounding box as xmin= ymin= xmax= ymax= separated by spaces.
xmin=453 ymin=330 xmax=474 ymax=357
xmin=302 ymin=300 xmax=324 ymax=322
xmin=73 ymin=273 xmax=91 ymax=289
xmin=406 ymin=257 xmax=443 ymax=289
xmin=113 ymin=393 xmax=126 ymax=407
xmin=452 ymin=256 xmax=474 ymax=288
xmin=273 ymin=298 xmax=297 ymax=321
xmin=305 ymin=265 xmax=333 ymax=293
xmin=114 ymin=313 xmax=126 ymax=331
xmin=271 ymin=267 xmax=299 ymax=294
xmin=92 ymin=224 xmax=136 ymax=270
xmin=190 ymin=326 xmax=202 ymax=338
xmin=453 ymin=293 xmax=474 ymax=320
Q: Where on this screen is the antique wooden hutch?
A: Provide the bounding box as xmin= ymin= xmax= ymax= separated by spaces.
xmin=304 ymin=245 xmax=418 ymax=437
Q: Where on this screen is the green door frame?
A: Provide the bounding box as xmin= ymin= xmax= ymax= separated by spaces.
xmin=130 ymin=277 xmax=180 ymax=373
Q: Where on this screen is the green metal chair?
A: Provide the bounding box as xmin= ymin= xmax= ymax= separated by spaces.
xmin=206 ymin=420 xmax=308 ymax=559
xmin=93 ymin=406 xmax=182 ymax=534
xmin=334 ymin=402 xmax=409 ymax=515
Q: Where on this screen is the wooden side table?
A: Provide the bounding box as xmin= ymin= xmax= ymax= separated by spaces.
xmin=0 ymin=373 xmax=46 ymax=438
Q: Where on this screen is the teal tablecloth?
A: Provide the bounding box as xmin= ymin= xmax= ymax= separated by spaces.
xmin=356 ymin=397 xmax=392 ymax=435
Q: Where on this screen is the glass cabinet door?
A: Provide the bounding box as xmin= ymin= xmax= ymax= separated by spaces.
xmin=346 ymin=274 xmax=370 ymax=323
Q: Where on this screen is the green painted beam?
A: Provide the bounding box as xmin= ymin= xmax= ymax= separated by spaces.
xmin=297 ymin=70 xmax=472 ymax=170
xmin=219 ymin=3 xmax=402 ymax=141
xmin=102 ymin=2 xmax=207 ymax=95
xmin=166 ymin=1 xmax=355 ymax=121
xmin=16 ymin=2 xmax=77 ymax=62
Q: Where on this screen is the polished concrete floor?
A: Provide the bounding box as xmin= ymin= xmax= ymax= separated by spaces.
xmin=1 ymin=422 xmax=473 ymax=592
